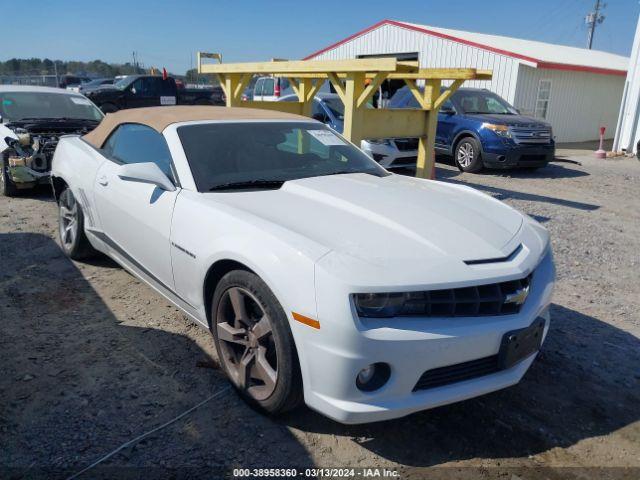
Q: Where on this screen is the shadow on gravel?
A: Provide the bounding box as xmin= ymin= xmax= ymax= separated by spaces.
xmin=433 ymin=156 xmax=589 ymax=180
xmin=0 ymin=233 xmax=313 ymax=479
xmin=433 ymin=168 xmax=600 ymax=212
xmin=283 ymin=303 xmax=640 ymax=467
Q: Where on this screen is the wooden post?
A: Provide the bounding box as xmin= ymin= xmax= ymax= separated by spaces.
xmin=343 ymin=72 xmax=366 ymax=147
xmin=416 ymin=79 xmax=441 ymax=179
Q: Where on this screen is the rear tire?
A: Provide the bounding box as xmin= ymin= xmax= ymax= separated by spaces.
xmin=58 ymin=188 xmax=97 ymax=260
xmin=211 ymin=270 xmax=303 ymax=415
xmin=0 ymin=158 xmax=19 ymax=197
xmin=454 ymin=137 xmax=483 ymax=173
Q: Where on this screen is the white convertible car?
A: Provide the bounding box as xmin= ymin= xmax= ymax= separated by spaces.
xmin=51 ymin=106 xmax=555 ymax=424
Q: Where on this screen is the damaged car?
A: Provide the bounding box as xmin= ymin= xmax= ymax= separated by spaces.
xmin=0 ymin=86 xmax=104 ymax=196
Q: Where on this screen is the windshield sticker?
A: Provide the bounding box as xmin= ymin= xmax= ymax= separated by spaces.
xmin=2 ymin=99 xmax=12 ymax=106
xmin=160 ymin=96 xmax=177 ymax=106
xmin=308 ymin=129 xmax=347 ymax=146
xmin=70 ymin=97 xmax=92 ymax=105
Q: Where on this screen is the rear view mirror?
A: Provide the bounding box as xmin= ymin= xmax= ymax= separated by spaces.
xmin=117 ymin=162 xmax=176 ymax=192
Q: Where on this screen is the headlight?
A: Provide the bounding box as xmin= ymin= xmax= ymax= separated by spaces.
xmin=353 ymin=293 xmax=404 ymax=317
xmin=482 ymin=123 xmax=512 ymax=138
xmin=353 ymin=292 xmax=405 ymax=317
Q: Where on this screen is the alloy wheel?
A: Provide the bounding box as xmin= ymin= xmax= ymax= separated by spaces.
xmin=59 ymin=192 xmax=79 ymax=250
xmin=216 ymin=287 xmax=278 ymax=401
xmin=457 ymin=143 xmax=474 ymax=168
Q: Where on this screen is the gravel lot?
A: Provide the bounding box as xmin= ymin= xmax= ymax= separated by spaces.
xmin=1 ymin=152 xmax=639 ymax=479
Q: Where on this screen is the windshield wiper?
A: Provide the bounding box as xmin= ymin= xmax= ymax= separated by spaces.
xmin=208 ymin=179 xmax=285 ymax=191
xmin=15 ymin=117 xmax=99 ymax=123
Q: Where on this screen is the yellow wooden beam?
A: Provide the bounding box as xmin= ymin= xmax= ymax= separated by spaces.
xmin=306 ymin=79 xmax=324 ymax=102
xmin=285 ymin=69 xmax=493 ymax=81
xmin=434 ymin=79 xmax=464 ymax=110
xmin=359 ymin=109 xmax=427 ymax=139
xmin=327 ymin=72 xmax=346 ymax=102
xmin=416 ymin=79 xmax=442 ymax=179
xmin=198 ymin=57 xmax=399 ymax=74
xmin=242 ymin=100 xmax=304 ymax=115
xmin=357 ymin=72 xmax=387 ymax=108
xmin=286 ymin=77 xmax=301 ymax=98
xmin=403 ymin=79 xmax=429 ymax=109
xmin=233 ymin=73 xmax=253 ymax=102
xmin=342 ymin=73 xmax=366 ymax=146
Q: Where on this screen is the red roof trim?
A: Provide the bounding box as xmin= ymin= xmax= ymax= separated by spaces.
xmin=303 ymin=19 xmax=627 ymax=77
xmin=537 ymin=61 xmax=627 ymax=77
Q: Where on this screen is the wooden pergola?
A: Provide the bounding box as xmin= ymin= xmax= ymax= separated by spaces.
xmin=197 ymin=53 xmax=492 ymax=179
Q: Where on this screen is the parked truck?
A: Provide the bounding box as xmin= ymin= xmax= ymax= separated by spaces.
xmin=85 ymin=75 xmax=225 ymax=113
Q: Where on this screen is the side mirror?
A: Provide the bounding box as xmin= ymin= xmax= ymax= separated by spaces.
xmin=440 ymin=107 xmax=455 ymax=115
xmin=117 ymin=162 xmax=176 ymax=192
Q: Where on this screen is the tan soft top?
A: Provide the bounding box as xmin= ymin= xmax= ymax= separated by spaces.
xmin=83 ymin=106 xmax=310 ymax=148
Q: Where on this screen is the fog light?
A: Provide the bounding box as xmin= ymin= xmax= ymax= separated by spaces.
xmin=356 ymin=362 xmax=391 ymax=392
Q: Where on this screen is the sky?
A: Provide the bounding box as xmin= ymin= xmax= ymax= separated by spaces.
xmin=1 ymin=0 xmax=639 ymax=74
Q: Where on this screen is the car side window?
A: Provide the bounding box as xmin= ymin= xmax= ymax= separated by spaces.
xmin=262 ymin=78 xmax=275 ymax=96
xmin=106 ymin=124 xmax=174 ymax=180
xmin=254 ymin=79 xmax=263 ymax=96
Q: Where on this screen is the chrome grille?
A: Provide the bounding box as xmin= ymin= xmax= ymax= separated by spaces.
xmin=393 ymin=138 xmax=419 ymax=151
xmin=511 ymin=127 xmax=552 ymax=145
xmin=398 ymin=274 xmax=532 ymax=317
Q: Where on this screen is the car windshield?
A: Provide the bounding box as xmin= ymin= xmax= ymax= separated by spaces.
xmin=177 ymin=122 xmax=388 ymax=191
xmin=389 ymin=87 xmax=516 ymax=115
xmin=113 ymin=77 xmax=135 ymax=90
xmin=322 ymin=97 xmax=345 ymax=120
xmin=0 ymin=91 xmax=104 ymax=122
xmin=456 ymin=91 xmax=514 ymax=114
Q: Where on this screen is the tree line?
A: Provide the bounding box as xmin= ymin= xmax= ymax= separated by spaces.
xmin=0 ymin=58 xmax=145 ymax=77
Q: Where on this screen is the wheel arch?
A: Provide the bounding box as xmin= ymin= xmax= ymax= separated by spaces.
xmin=202 ymin=258 xmax=255 ymax=329
xmin=51 ymin=175 xmax=68 ymax=203
xmin=452 ymin=130 xmax=483 ymax=154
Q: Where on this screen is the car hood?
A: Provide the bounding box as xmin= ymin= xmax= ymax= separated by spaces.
xmin=86 ymin=86 xmax=120 ymax=99
xmin=464 ymin=113 xmax=551 ymax=128
xmin=209 ymin=173 xmax=524 ymax=265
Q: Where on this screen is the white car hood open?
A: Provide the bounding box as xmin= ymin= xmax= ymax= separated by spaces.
xmin=210 ymin=173 xmax=524 ymax=265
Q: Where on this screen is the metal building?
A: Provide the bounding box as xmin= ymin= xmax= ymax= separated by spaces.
xmin=613 ymin=15 xmax=640 ymax=155
xmin=304 ymin=20 xmax=629 ymax=143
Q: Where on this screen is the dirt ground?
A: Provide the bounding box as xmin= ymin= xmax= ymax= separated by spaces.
xmin=1 ymin=152 xmax=639 ymax=480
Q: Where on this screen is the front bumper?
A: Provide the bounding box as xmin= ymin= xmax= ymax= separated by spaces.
xmin=482 ymin=143 xmax=555 ymax=168
xmin=360 ymin=141 xmax=417 ymax=169
xmin=298 ymin=247 xmax=555 ymax=424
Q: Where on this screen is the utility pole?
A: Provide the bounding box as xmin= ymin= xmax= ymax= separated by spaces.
xmin=586 ymin=0 xmax=606 ymax=50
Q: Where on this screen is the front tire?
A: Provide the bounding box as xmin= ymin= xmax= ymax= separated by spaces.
xmin=454 ymin=137 xmax=483 ymax=173
xmin=211 ymin=270 xmax=303 ymax=415
xmin=0 ymin=158 xmax=19 ymax=197
xmin=58 ymin=188 xmax=97 ymax=260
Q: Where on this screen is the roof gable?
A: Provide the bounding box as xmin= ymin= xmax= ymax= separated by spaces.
xmin=304 ymin=19 xmax=629 ymax=76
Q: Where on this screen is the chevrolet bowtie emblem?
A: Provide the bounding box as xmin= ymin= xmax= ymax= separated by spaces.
xmin=504 ymin=285 xmax=530 ymax=306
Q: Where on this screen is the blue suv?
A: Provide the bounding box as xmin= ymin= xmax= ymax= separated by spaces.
xmin=388 ymin=87 xmax=555 ymax=172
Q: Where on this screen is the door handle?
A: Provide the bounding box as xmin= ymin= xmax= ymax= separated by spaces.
xmin=97 ymin=175 xmax=108 ymax=186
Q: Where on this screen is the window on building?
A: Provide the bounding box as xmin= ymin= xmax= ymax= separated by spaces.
xmin=535 ymin=79 xmax=552 ymax=119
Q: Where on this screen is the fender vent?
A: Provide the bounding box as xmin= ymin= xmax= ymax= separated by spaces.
xmin=464 ymin=244 xmax=522 ymax=266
